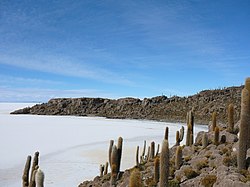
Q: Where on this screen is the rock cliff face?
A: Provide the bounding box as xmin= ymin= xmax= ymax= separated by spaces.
xmin=11 ymin=86 xmax=243 ymax=124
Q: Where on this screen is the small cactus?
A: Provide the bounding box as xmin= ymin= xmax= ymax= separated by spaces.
xmin=117 ymin=137 xmax=123 ymax=173
xmin=156 ymin=144 xmax=160 ymax=156
xmin=176 ymin=131 xmax=180 ymax=146
xmin=175 ymin=146 xmax=182 ymax=170
xmin=22 ymin=155 xmax=31 ymax=187
xmin=154 ymin=157 xmax=160 ymax=183
xmin=35 ymin=169 xmax=44 ymax=187
xmin=238 ymin=88 xmax=250 ymax=170
xmin=160 ymin=139 xmax=169 ymax=187
xmin=111 ymin=145 xmax=119 ymax=185
xmin=100 ymin=164 xmax=104 ymax=177
xmin=202 ymin=133 xmax=208 ymax=148
xmin=104 ymin=162 xmax=108 ymax=175
xmin=109 ymin=140 xmax=114 ymax=168
xmin=150 ymin=141 xmax=155 ymax=159
xmin=227 ymin=104 xmax=234 ymax=133
xmin=129 ymin=169 xmax=143 ymax=187
xmin=136 ymin=146 xmax=139 ymax=167
xmin=214 ymin=126 xmax=220 ymax=146
xmin=212 ymin=111 xmax=217 ymax=131
xmin=164 ymin=126 xmax=169 ymax=140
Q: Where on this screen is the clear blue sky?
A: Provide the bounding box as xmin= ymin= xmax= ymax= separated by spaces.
xmin=0 ymin=0 xmax=250 ymax=102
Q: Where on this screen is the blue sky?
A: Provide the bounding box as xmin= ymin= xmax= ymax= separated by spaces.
xmin=0 ymin=0 xmax=250 ymax=102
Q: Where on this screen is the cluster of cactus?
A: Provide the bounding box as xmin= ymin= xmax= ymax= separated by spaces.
xmin=22 ymin=151 xmax=44 ymax=187
xmin=109 ymin=137 xmax=123 ymax=185
xmin=237 ymin=78 xmax=250 ymax=170
xmin=186 ymin=110 xmax=194 ymax=146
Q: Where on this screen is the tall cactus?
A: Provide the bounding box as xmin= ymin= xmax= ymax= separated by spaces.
xmin=212 ymin=111 xmax=217 ymax=131
xmin=111 ymin=145 xmax=119 ymax=185
xmin=117 ymin=137 xmax=123 ymax=173
xmin=142 ymin=140 xmax=146 ymax=157
xmin=156 ymin=144 xmax=160 ymax=156
xmin=136 ymin=146 xmax=140 ymax=167
xmin=238 ymin=88 xmax=250 ymax=170
xmin=154 ymin=157 xmax=160 ymax=183
xmin=109 ymin=140 xmax=114 ymax=168
xmin=35 ymin=169 xmax=44 ymax=187
xmin=22 ymin=155 xmax=31 ymax=187
xmin=202 ymin=133 xmax=208 ymax=149
xmin=175 ymin=146 xmax=182 ymax=170
xmin=160 ymin=139 xmax=169 ymax=187
xmin=227 ymin=104 xmax=234 ymax=133
xmin=186 ymin=123 xmax=192 ymax=146
xmin=214 ymin=126 xmax=220 ymax=146
xmin=176 ymin=131 xmax=180 ymax=146
xmin=245 ymin=77 xmax=250 ymax=148
xmin=150 ymin=141 xmax=155 ymax=159
xmin=164 ymin=127 xmax=169 ymax=140
xmin=29 ymin=152 xmax=39 ymax=187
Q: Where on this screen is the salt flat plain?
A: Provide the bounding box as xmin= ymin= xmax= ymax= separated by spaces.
xmin=0 ymin=103 xmax=207 ymax=187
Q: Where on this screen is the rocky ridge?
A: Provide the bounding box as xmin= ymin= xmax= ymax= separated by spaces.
xmin=11 ymin=86 xmax=243 ymax=124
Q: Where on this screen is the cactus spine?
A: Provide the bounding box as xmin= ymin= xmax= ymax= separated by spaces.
xmin=154 ymin=157 xmax=160 ymax=183
xmin=35 ymin=169 xmax=44 ymax=187
xmin=175 ymin=146 xmax=182 ymax=170
xmin=117 ymin=137 xmax=123 ymax=173
xmin=160 ymin=139 xmax=169 ymax=187
xmin=238 ymin=88 xmax=250 ymax=170
xmin=22 ymin=155 xmax=31 ymax=187
xmin=212 ymin=111 xmax=217 ymax=131
xmin=214 ymin=126 xmax=220 ymax=146
xmin=227 ymin=104 xmax=234 ymax=133
xmin=129 ymin=169 xmax=143 ymax=187
xmin=164 ymin=127 xmax=169 ymax=140
xmin=150 ymin=141 xmax=155 ymax=159
xmin=202 ymin=133 xmax=208 ymax=148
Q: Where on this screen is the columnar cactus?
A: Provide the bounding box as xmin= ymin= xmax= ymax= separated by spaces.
xmin=212 ymin=111 xmax=217 ymax=131
xmin=176 ymin=131 xmax=180 ymax=146
xmin=214 ymin=126 xmax=220 ymax=146
xmin=156 ymin=144 xmax=160 ymax=156
xmin=147 ymin=146 xmax=151 ymax=162
xmin=160 ymin=139 xmax=169 ymax=187
xmin=109 ymin=140 xmax=114 ymax=168
xmin=136 ymin=146 xmax=140 ymax=167
xmin=111 ymin=145 xmax=119 ymax=185
xmin=179 ymin=126 xmax=184 ymax=142
xmin=164 ymin=127 xmax=169 ymax=140
xmin=202 ymin=133 xmax=208 ymax=149
xmin=238 ymin=88 xmax=250 ymax=170
xmin=35 ymin=169 xmax=45 ymax=187
xmin=227 ymin=104 xmax=234 ymax=133
xmin=22 ymin=156 xmax=31 ymax=187
xmin=117 ymin=137 xmax=123 ymax=173
xmin=104 ymin=162 xmax=108 ymax=175
xmin=100 ymin=164 xmax=104 ymax=177
xmin=29 ymin=152 xmax=39 ymax=187
xmin=245 ymin=77 xmax=250 ymax=148
xmin=186 ymin=123 xmax=192 ymax=146
xmin=142 ymin=140 xmax=146 ymax=157
xmin=175 ymin=146 xmax=182 ymax=170
xmin=150 ymin=141 xmax=155 ymax=159
xmin=129 ymin=169 xmax=143 ymax=187
xmin=154 ymin=157 xmax=160 ymax=183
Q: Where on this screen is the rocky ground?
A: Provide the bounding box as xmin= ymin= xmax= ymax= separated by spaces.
xmin=11 ymin=86 xmax=243 ymax=124
xmin=78 ymin=120 xmax=250 ymax=187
